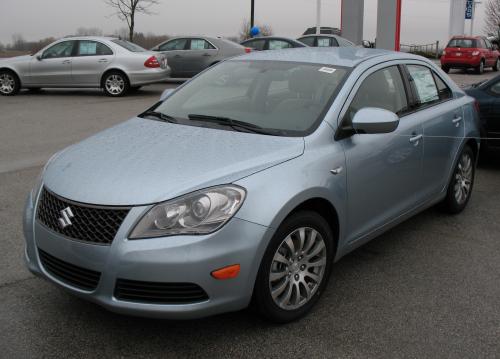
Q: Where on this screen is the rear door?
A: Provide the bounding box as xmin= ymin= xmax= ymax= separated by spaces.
xmin=182 ymin=38 xmax=219 ymax=76
xmin=404 ymin=64 xmax=464 ymax=200
xmin=157 ymin=38 xmax=189 ymax=76
xmin=28 ymin=40 xmax=76 ymax=85
xmin=71 ymin=40 xmax=114 ymax=86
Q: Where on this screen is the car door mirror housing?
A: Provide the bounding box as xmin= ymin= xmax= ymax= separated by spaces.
xmin=352 ymin=108 xmax=400 ymax=134
xmin=36 ymin=55 xmax=42 ymax=61
xmin=160 ymin=88 xmax=174 ymax=101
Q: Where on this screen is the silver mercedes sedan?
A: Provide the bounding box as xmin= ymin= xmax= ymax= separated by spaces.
xmin=0 ymin=36 xmax=170 ymax=96
xmin=24 ymin=48 xmax=480 ymax=323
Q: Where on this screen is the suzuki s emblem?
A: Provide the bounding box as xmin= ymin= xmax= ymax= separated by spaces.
xmin=58 ymin=207 xmax=74 ymax=229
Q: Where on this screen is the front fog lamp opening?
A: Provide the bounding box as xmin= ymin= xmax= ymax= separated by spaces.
xmin=129 ymin=185 xmax=246 ymax=238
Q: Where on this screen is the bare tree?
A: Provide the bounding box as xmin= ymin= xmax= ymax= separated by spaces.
xmin=104 ymin=0 xmax=159 ymax=41
xmin=239 ymin=19 xmax=273 ymax=41
xmin=485 ymin=0 xmax=500 ymax=37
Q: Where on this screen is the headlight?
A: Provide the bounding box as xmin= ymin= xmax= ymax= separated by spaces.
xmin=129 ymin=185 xmax=246 ymax=239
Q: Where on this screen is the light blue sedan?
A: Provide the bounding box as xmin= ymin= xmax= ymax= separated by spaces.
xmin=24 ymin=47 xmax=480 ymax=323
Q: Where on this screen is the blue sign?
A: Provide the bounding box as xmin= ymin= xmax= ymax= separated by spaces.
xmin=250 ymin=26 xmax=260 ymax=37
xmin=465 ymin=0 xmax=473 ymax=19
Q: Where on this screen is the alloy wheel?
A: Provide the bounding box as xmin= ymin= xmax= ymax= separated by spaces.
xmin=454 ymin=151 xmax=473 ymax=205
xmin=0 ymin=73 xmax=15 ymax=94
xmin=105 ymin=74 xmax=125 ymax=95
xmin=269 ymin=227 xmax=327 ymax=311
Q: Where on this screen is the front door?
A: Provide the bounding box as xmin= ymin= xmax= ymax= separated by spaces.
xmin=158 ymin=38 xmax=189 ymax=77
xmin=28 ymin=40 xmax=76 ymax=86
xmin=338 ymin=65 xmax=423 ymax=243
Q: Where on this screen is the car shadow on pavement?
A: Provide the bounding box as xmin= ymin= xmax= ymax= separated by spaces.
xmin=14 ymin=87 xmax=168 ymax=98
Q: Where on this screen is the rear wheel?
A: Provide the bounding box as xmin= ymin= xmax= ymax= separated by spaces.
xmin=253 ymin=211 xmax=334 ymax=323
xmin=476 ymin=60 xmax=485 ymax=74
xmin=493 ymin=58 xmax=499 ymax=72
xmin=102 ymin=71 xmax=129 ymax=97
xmin=0 ymin=70 xmax=20 ymax=96
xmin=442 ymin=146 xmax=475 ymax=214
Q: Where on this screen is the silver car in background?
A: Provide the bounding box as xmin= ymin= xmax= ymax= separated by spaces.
xmin=151 ymin=36 xmax=249 ymax=78
xmin=24 ymin=48 xmax=480 ymax=323
xmin=0 ymin=36 xmax=170 ymax=96
xmin=297 ymin=34 xmax=356 ymax=47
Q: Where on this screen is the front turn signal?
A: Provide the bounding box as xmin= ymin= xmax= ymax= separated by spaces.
xmin=211 ymin=264 xmax=240 ymax=280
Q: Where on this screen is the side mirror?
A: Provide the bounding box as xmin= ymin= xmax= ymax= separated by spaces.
xmin=36 ymin=55 xmax=42 ymax=61
xmin=362 ymin=40 xmax=371 ymax=48
xmin=151 ymin=47 xmax=159 ymax=51
xmin=160 ymin=88 xmax=174 ymax=101
xmin=352 ymin=108 xmax=399 ymax=134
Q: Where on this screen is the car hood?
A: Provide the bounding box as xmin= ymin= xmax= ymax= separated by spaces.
xmin=0 ymin=55 xmax=32 ymax=64
xmin=43 ymin=118 xmax=304 ymax=206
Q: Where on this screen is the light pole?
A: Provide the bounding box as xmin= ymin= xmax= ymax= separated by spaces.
xmin=316 ymin=0 xmax=322 ymax=35
xmin=470 ymin=1 xmax=482 ymax=36
xmin=251 ymin=0 xmax=255 ymax=29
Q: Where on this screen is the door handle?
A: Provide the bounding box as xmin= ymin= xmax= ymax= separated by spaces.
xmin=330 ymin=166 xmax=344 ymax=175
xmin=98 ymin=59 xmax=108 ymax=63
xmin=61 ymin=59 xmax=71 ymax=64
xmin=409 ymin=134 xmax=423 ymax=146
xmin=452 ymin=116 xmax=462 ymax=127
xmin=174 ymin=54 xmax=182 ymax=58
xmin=202 ymin=53 xmax=211 ymax=57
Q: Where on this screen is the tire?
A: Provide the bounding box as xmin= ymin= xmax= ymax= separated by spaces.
xmin=253 ymin=211 xmax=334 ymax=323
xmin=442 ymin=146 xmax=475 ymax=214
xmin=493 ymin=58 xmax=499 ymax=72
xmin=442 ymin=65 xmax=450 ymax=74
xmin=476 ymin=60 xmax=485 ymax=74
xmin=102 ymin=71 xmax=129 ymax=97
xmin=0 ymin=70 xmax=20 ymax=96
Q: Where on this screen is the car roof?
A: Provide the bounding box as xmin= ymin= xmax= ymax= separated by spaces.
xmin=450 ymin=35 xmax=482 ymax=40
xmin=231 ymin=47 xmax=403 ymax=68
xmin=62 ymin=36 xmax=119 ymax=41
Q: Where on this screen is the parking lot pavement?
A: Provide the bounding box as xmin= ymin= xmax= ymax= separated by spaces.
xmin=1 ymin=76 xmax=499 ymax=358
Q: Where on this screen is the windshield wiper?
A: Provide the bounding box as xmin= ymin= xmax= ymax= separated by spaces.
xmin=187 ymin=114 xmax=282 ymax=136
xmin=140 ymin=110 xmax=178 ymax=123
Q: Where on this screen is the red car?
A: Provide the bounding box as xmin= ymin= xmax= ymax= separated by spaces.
xmin=441 ymin=36 xmax=500 ymax=74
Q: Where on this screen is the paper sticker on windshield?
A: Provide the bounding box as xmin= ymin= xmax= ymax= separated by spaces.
xmin=319 ymin=67 xmax=336 ymax=74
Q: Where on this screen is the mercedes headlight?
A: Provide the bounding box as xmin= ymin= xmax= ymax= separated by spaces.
xmin=129 ymin=185 xmax=246 ymax=238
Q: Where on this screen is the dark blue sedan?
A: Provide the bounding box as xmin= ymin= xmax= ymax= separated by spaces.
xmin=465 ymin=76 xmax=500 ymax=151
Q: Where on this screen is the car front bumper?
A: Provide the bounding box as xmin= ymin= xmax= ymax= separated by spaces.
xmin=23 ymin=188 xmax=271 ymax=319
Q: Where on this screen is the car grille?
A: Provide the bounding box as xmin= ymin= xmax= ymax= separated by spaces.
xmin=36 ymin=187 xmax=130 ymax=245
xmin=38 ymin=248 xmax=101 ymax=291
xmin=114 ymin=279 xmax=209 ymax=304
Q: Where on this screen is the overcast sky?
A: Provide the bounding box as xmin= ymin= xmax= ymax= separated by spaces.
xmin=0 ymin=0 xmax=487 ymax=45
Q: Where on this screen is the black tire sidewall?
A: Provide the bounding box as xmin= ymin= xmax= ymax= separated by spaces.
xmin=103 ymin=71 xmax=129 ymax=97
xmin=444 ymin=146 xmax=475 ymax=214
xmin=254 ymin=211 xmax=334 ymax=323
xmin=0 ymin=70 xmax=20 ymax=96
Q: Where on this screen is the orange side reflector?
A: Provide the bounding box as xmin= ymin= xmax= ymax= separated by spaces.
xmin=211 ymin=264 xmax=240 ymax=280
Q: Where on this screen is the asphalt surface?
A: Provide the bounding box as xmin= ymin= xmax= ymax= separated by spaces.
xmin=1 ymin=72 xmax=499 ymax=358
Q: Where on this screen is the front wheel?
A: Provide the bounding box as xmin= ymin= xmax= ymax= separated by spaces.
xmin=0 ymin=70 xmax=20 ymax=96
xmin=442 ymin=146 xmax=475 ymax=214
xmin=102 ymin=71 xmax=129 ymax=97
xmin=253 ymin=211 xmax=334 ymax=323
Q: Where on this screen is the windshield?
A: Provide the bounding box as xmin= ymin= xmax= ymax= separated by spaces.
xmin=447 ymin=39 xmax=477 ymax=48
xmin=112 ymin=39 xmax=146 ymax=52
xmin=152 ymin=60 xmax=348 ymax=136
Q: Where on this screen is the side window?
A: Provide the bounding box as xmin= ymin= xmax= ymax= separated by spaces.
xmin=42 ymin=41 xmax=75 ymax=59
xmin=190 ymin=39 xmax=215 ymax=50
xmin=344 ymin=66 xmax=408 ymax=126
xmin=433 ymin=74 xmax=453 ymax=100
xmin=298 ymin=37 xmax=315 ymax=46
xmin=159 ymin=39 xmax=187 ymax=51
xmin=317 ymin=37 xmax=332 ymax=47
xmin=77 ymin=41 xmax=113 ymax=56
xmin=268 ymin=40 xmax=293 ymax=50
xmin=243 ymin=39 xmax=265 ymax=51
xmin=337 ymin=38 xmax=354 ymax=47
xmin=407 ymin=65 xmax=440 ymax=106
